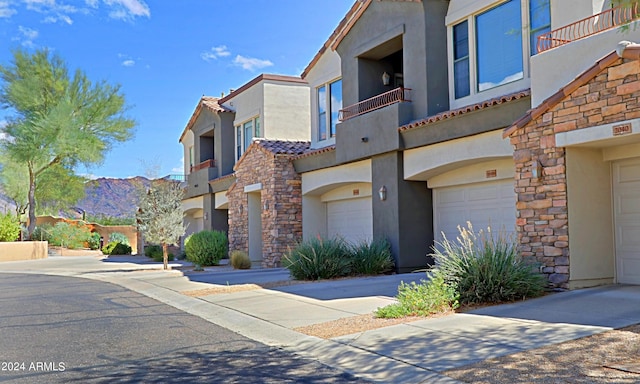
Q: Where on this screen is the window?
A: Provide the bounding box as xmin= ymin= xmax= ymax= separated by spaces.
xmin=452 ymin=0 xmax=549 ymax=99
xmin=453 ymin=21 xmax=470 ymax=99
xmin=529 ymin=0 xmax=550 ymax=55
xmin=235 ymin=116 xmax=261 ymax=160
xmin=188 ymin=146 xmax=194 ymax=170
xmin=317 ymin=79 xmax=342 ymax=141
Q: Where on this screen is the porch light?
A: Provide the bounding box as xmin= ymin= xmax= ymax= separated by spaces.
xmin=382 ymin=71 xmax=391 ymax=86
xmin=379 ymin=185 xmax=387 ymax=201
xmin=532 ymin=160 xmax=543 ymax=180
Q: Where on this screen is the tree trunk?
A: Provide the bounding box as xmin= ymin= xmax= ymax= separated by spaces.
xmin=26 ymin=168 xmax=37 ymax=240
xmin=162 ymin=242 xmax=168 ymax=270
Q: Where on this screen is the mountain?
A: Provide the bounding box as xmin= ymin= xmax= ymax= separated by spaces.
xmin=76 ymin=176 xmax=153 ymax=219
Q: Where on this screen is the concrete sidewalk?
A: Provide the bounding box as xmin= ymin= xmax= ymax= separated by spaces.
xmin=2 ymin=255 xmax=640 ymax=383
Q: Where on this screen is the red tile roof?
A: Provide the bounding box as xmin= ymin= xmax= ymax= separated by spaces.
xmin=178 ymin=96 xmax=232 ymax=142
xmin=293 ymin=144 xmax=336 ymax=160
xmin=254 ymin=139 xmax=310 ymax=156
xmin=502 ymin=51 xmax=622 ymax=138
xmin=399 ymin=89 xmax=531 ymax=132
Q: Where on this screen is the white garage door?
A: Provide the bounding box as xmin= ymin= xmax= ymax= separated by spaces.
xmin=327 ymin=197 xmax=373 ymax=243
xmin=613 ymin=158 xmax=640 ymax=284
xmin=434 ymin=179 xmax=516 ymax=244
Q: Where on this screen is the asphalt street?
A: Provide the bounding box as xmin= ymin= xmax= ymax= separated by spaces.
xmin=0 ymin=273 xmax=370 ymax=384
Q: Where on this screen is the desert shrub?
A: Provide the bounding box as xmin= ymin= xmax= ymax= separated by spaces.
xmin=109 ymin=232 xmax=130 ymax=245
xmin=230 ymin=250 xmax=251 ymax=269
xmin=49 ymin=221 xmax=92 ymax=249
xmin=185 ymin=230 xmax=228 ymax=266
xmin=349 ymin=238 xmax=395 ymax=275
xmin=431 ymin=223 xmax=545 ymax=304
xmin=283 ymin=237 xmax=351 ymax=280
xmin=87 ymin=232 xmax=101 ymax=250
xmin=32 ymin=224 xmax=53 ymax=242
xmin=102 ymin=241 xmax=132 ymax=256
xmin=375 ymin=273 xmax=459 ymax=318
xmin=0 ymin=213 xmax=21 ymax=242
xmin=145 ymin=244 xmax=163 ymax=258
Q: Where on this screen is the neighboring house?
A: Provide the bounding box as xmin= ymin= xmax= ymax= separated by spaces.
xmin=179 ymin=74 xmax=310 ymax=265
xmin=0 ymin=192 xmax=16 ymax=216
xmin=503 ymin=1 xmax=640 ymax=289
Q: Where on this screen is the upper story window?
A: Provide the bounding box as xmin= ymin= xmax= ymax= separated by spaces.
xmin=236 ymin=116 xmax=261 ymax=160
xmin=317 ymin=79 xmax=342 ymax=141
xmin=451 ymin=0 xmax=550 ymax=100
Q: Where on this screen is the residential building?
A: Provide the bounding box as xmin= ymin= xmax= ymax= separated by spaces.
xmin=179 ymin=74 xmax=310 ymax=266
xmin=504 ymin=0 xmax=640 ymax=288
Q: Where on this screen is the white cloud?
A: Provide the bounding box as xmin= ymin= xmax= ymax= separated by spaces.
xmin=201 ymin=45 xmax=231 ymax=61
xmin=105 ymin=0 xmax=150 ymax=20
xmin=122 ymin=59 xmax=135 ymax=67
xmin=85 ymin=0 xmax=98 ymax=7
xmin=233 ymin=55 xmax=274 ymax=71
xmin=0 ymin=1 xmax=17 ymax=18
xmin=14 ymin=26 xmax=39 ymax=48
xmin=171 ymin=158 xmax=184 ymax=174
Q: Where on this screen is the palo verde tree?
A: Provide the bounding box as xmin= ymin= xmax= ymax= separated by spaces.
xmin=0 ymin=48 xmax=135 ymax=238
xmin=136 ymin=180 xmax=185 ymax=270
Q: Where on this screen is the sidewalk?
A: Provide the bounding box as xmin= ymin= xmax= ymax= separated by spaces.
xmin=2 ymin=255 xmax=640 ymax=383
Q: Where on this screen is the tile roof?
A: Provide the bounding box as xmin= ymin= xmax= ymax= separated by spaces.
xmin=178 ymin=96 xmax=232 ymax=142
xmin=502 ymin=50 xmax=623 ymax=138
xmin=254 ymin=139 xmax=311 ymax=155
xmin=399 ymin=89 xmax=531 ymax=132
xmin=294 ymin=145 xmax=336 ymax=160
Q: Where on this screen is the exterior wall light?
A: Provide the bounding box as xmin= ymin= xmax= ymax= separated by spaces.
xmin=532 ymin=160 xmax=543 ymax=180
xmin=382 ymin=71 xmax=391 ymax=86
xmin=204 ymin=212 xmax=208 ymax=221
xmin=379 ymin=185 xmax=387 ymax=201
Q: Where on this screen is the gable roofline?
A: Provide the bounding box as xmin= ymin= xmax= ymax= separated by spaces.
xmin=178 ymin=96 xmax=232 ymax=143
xmin=233 ymin=139 xmax=310 ymax=171
xmin=503 ymin=41 xmax=640 ymax=139
xmin=218 ymin=74 xmax=307 ymax=105
xmin=301 ymin=0 xmax=371 ymax=78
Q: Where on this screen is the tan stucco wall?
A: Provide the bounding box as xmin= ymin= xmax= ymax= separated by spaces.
xmin=181 ymin=129 xmax=194 ymax=175
xmin=427 ymin=158 xmax=515 ymax=189
xmin=404 ymin=130 xmax=512 ymax=181
xmin=566 ymin=147 xmax=615 ymax=288
xmin=301 ymin=159 xmax=372 ymax=195
xmin=263 ymin=82 xmax=310 ymax=141
xmin=0 ymin=241 xmax=47 ymax=262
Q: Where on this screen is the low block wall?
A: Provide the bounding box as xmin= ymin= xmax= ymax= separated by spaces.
xmin=0 ymin=241 xmax=48 ymax=262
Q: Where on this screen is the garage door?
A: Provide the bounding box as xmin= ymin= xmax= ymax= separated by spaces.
xmin=327 ymin=197 xmax=373 ymax=243
xmin=434 ymin=179 xmax=516 ymax=244
xmin=613 ymin=158 xmax=640 ymax=284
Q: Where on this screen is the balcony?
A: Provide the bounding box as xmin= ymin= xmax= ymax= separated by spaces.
xmin=537 ymin=3 xmax=640 ymax=54
xmin=339 ymin=87 xmax=411 ymax=122
xmin=185 ymin=159 xmax=218 ymax=199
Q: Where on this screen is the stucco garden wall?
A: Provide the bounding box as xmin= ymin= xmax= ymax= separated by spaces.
xmin=0 ymin=241 xmax=48 ymax=261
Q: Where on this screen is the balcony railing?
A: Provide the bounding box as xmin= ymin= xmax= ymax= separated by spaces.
xmin=339 ymin=87 xmax=411 ymax=122
xmin=190 ymin=159 xmax=216 ymax=173
xmin=537 ymin=3 xmax=640 ymax=54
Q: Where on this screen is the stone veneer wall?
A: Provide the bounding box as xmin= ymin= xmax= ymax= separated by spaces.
xmin=227 ymin=147 xmax=303 ymax=268
xmin=510 ymin=57 xmax=640 ymax=288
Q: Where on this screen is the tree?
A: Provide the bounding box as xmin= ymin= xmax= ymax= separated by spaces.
xmin=0 ymin=48 xmax=135 ymax=238
xmin=136 ymin=180 xmax=185 ymax=270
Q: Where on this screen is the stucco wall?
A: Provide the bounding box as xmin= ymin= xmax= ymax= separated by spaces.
xmin=305 ymin=48 xmax=341 ymax=149
xmin=0 ymin=241 xmax=48 ymax=261
xmin=263 ymin=82 xmax=310 ymax=141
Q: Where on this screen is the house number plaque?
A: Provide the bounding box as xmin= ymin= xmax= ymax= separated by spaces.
xmin=613 ymin=123 xmax=632 ymax=136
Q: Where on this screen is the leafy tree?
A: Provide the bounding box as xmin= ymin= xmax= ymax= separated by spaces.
xmin=0 ymin=48 xmax=135 ymax=238
xmin=136 ymin=180 xmax=185 ymax=270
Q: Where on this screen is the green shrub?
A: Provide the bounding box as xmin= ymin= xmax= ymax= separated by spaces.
xmin=230 ymin=250 xmax=251 ymax=269
xmin=375 ymin=273 xmax=459 ymax=318
xmin=87 ymin=232 xmax=101 ymax=250
xmin=282 ymin=237 xmax=351 ymax=280
xmin=32 ymin=224 xmax=53 ymax=242
xmin=350 ymin=238 xmax=395 ymax=275
xmin=145 ymin=244 xmax=163 ymax=258
xmin=0 ymin=213 xmax=21 ymax=242
xmin=49 ymin=221 xmax=92 ymax=249
xmin=431 ymin=223 xmax=545 ymax=305
xmin=185 ymin=230 xmax=228 ymax=266
xmin=109 ymin=232 xmax=130 ymax=245
xmin=102 ymin=241 xmax=132 ymax=256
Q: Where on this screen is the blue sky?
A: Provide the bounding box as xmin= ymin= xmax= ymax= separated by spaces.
xmin=0 ymin=0 xmax=353 ymax=179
